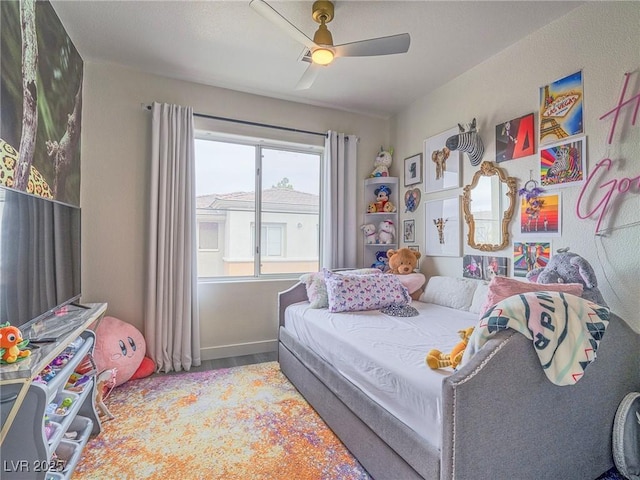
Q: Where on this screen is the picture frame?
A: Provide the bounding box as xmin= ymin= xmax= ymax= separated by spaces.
xmin=518 ymin=192 xmax=561 ymax=237
xmin=403 ymin=219 xmax=416 ymax=243
xmin=513 ymin=241 xmax=551 ymax=278
xmin=539 ymin=70 xmax=583 ymax=145
xmin=539 ymin=136 xmax=587 ymax=189
xmin=495 ymin=113 xmax=536 ymax=162
xmin=424 ymin=127 xmax=461 ymax=193
xmin=404 ymin=153 xmax=423 ymax=186
xmin=424 ymin=197 xmax=461 ymax=257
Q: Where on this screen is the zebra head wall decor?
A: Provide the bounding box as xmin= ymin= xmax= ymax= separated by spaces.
xmin=446 ymin=118 xmax=485 ymax=167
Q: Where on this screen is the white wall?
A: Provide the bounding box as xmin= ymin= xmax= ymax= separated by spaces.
xmin=80 ymin=63 xmax=389 ymax=358
xmin=390 ymin=2 xmax=639 ymax=331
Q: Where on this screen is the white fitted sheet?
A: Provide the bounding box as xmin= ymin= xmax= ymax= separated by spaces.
xmin=284 ymin=301 xmax=478 ymax=449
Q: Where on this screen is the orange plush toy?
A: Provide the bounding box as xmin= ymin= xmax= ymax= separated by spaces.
xmin=426 ymin=327 xmax=474 ymax=370
xmin=0 ymin=323 xmax=31 ymax=364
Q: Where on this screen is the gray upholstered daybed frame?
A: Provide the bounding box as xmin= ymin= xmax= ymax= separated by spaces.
xmin=278 ymin=281 xmax=640 ymax=480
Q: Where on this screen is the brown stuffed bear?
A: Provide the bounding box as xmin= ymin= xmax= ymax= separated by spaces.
xmin=386 ymin=248 xmax=424 ymax=300
xmin=387 ymin=247 xmax=420 ymax=275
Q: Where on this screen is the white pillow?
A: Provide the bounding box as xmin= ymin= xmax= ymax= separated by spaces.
xmin=469 ymin=281 xmax=490 ymax=315
xmin=419 ymin=276 xmax=478 ymax=311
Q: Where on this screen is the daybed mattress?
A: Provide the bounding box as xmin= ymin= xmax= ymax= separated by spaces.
xmin=284 ymin=301 xmax=478 ymax=449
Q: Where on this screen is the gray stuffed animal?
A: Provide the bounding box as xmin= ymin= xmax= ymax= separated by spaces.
xmin=526 ymin=249 xmax=607 ymax=307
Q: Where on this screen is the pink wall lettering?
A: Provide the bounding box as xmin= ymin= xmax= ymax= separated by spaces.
xmin=577 ymin=71 xmax=639 ymax=234
xmin=576 ymin=158 xmax=640 ymax=234
xmin=598 ymin=72 xmax=640 ymax=145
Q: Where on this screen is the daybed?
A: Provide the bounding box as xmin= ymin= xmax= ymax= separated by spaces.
xmin=277 ymin=274 xmax=640 ymax=480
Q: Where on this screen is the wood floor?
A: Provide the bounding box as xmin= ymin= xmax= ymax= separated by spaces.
xmin=158 ymin=351 xmax=278 ymax=375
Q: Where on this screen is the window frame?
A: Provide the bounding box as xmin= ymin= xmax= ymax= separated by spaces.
xmin=194 ymin=130 xmax=324 ymax=282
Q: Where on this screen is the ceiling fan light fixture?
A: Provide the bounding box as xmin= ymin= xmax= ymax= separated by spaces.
xmin=312 ymin=22 xmax=333 ymax=46
xmin=311 ymin=47 xmax=334 ymax=65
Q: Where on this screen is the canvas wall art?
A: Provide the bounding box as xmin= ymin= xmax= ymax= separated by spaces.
xmin=423 ymin=127 xmax=461 ymax=193
xmin=539 ymin=136 xmax=587 ymax=189
xmin=463 ymin=254 xmax=508 ymax=280
xmin=539 ymin=71 xmax=583 ymax=144
xmin=513 ymin=241 xmax=551 ymax=278
xmin=495 ymin=113 xmax=535 ymax=162
xmin=424 ymin=197 xmax=460 ymax=257
xmin=0 ymin=0 xmax=83 ymax=206
xmin=519 ymin=192 xmax=561 ymax=237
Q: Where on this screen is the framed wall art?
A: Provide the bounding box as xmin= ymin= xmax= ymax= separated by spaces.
xmin=423 ymin=127 xmax=461 ymax=193
xmin=424 ymin=197 xmax=461 ymax=257
xmin=404 ymin=153 xmax=423 ymax=186
xmin=403 ymin=219 xmax=415 ymax=243
xmin=495 ymin=113 xmax=535 ymax=162
xmin=539 ymin=70 xmax=583 ymax=144
xmin=539 ymin=136 xmax=587 ymax=189
xmin=518 ymin=192 xmax=561 ymax=237
xmin=513 ymin=241 xmax=551 ymax=278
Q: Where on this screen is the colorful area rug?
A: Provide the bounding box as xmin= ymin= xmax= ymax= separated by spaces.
xmin=74 ymin=362 xmax=370 ymax=479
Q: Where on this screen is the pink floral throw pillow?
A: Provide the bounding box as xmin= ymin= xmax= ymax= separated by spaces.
xmin=324 ymin=269 xmax=411 ymax=313
xmin=480 ymin=275 xmax=584 ymax=316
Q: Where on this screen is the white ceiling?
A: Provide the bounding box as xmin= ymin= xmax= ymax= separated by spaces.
xmin=51 ymin=0 xmax=583 ymax=118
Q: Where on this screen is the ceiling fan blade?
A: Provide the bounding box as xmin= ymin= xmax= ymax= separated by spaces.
xmin=249 ymin=0 xmax=317 ymax=50
xmin=296 ymin=63 xmax=323 ymax=90
xmin=334 ymin=33 xmax=410 ymax=58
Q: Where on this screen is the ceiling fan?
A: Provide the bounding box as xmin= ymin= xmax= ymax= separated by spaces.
xmin=249 ymin=0 xmax=411 ymax=90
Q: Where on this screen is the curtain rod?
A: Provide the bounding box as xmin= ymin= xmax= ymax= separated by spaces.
xmin=143 ymin=104 xmax=327 ymax=138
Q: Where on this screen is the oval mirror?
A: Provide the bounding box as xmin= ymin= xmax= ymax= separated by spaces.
xmin=462 ymin=161 xmax=517 ymax=251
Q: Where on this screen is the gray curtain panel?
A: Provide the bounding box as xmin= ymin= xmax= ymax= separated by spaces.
xmin=322 ymin=131 xmax=358 ymax=269
xmin=145 ymin=102 xmax=201 ymax=372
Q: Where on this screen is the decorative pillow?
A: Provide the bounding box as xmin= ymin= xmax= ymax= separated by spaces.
xmin=480 ymin=275 xmax=583 ymax=316
xmin=468 ymin=281 xmax=490 ymax=315
xmin=299 ymin=268 xmax=382 ymax=308
xmin=324 ymin=270 xmax=410 ymax=313
xmin=419 ymin=276 xmax=479 ymax=311
xmin=392 ymin=273 xmax=426 ymax=294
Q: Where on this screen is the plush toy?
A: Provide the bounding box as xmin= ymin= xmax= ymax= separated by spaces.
xmin=371 ymin=250 xmax=390 ymax=272
xmin=374 ymin=185 xmax=393 ymax=212
xmin=426 ymin=327 xmax=475 ymax=370
xmin=387 ymin=248 xmax=421 ymax=275
xmin=93 ymin=316 xmax=146 ymax=386
xmin=378 ymin=220 xmax=395 ymax=244
xmin=0 ymin=323 xmax=31 ymax=364
xmin=367 ymin=202 xmax=378 ymax=213
xmin=526 ymin=249 xmax=607 ymax=307
xmin=387 ymin=248 xmax=425 ymax=299
xmin=361 ymin=223 xmax=377 ymax=244
xmin=382 ymin=201 xmax=396 ymax=213
xmin=369 ymin=146 xmax=393 ymax=177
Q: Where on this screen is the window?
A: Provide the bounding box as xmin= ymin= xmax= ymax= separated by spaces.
xmin=194 ymin=133 xmax=322 ymax=278
xmin=198 ymin=222 xmax=219 ymax=250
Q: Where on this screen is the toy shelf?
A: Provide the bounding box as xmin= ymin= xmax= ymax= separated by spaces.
xmin=363 ymin=177 xmax=399 ymax=269
xmin=0 ymin=303 xmax=107 ymax=480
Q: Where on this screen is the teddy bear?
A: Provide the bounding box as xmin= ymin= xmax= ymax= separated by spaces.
xmin=369 ymin=147 xmax=393 ymax=177
xmin=426 ymin=327 xmax=475 ymax=370
xmin=386 ymin=248 xmax=425 ymax=299
xmin=387 ymin=247 xmax=421 ymax=275
xmin=377 ymin=220 xmax=395 ymax=244
xmin=360 ymin=223 xmax=377 ymax=244
xmin=526 ymin=249 xmax=607 ymax=307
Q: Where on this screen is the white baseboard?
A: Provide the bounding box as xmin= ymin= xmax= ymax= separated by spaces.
xmin=200 ymin=339 xmax=278 ymax=361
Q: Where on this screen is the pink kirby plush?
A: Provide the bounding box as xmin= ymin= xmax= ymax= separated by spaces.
xmin=93 ymin=316 xmax=146 ymax=386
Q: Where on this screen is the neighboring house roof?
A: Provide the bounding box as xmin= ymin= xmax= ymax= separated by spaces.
xmin=197 ymin=188 xmax=318 ymax=213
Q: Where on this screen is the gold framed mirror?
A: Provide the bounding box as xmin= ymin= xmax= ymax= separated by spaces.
xmin=462 ymin=161 xmax=517 ymax=252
